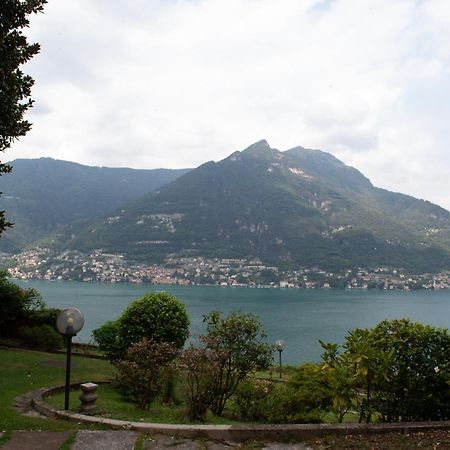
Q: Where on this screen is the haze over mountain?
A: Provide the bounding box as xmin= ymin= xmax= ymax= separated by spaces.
xmin=49 ymin=140 xmax=450 ymax=273
xmin=0 ymin=158 xmax=189 ymax=252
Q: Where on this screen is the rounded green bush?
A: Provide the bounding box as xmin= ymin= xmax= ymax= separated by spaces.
xmin=19 ymin=324 xmax=64 ymax=351
xmin=119 ymin=291 xmax=189 ymax=349
xmin=93 ymin=291 xmax=190 ymax=363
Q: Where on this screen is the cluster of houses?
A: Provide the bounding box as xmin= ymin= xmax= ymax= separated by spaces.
xmin=4 ymin=248 xmax=449 ymax=290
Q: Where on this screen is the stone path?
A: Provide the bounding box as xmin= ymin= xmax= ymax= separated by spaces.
xmin=262 ymin=444 xmax=310 ymax=450
xmin=72 ymin=431 xmax=137 ymax=450
xmin=0 ymin=431 xmax=312 ymax=449
xmin=142 ymin=435 xmax=310 ymax=449
xmin=1 ymin=431 xmax=70 ymax=450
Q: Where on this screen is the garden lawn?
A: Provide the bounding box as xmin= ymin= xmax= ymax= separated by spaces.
xmin=47 ymin=383 xmax=242 ymax=425
xmin=0 ymin=347 xmax=114 ymax=431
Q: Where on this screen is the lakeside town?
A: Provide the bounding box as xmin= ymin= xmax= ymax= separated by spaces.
xmin=3 ymin=247 xmax=449 ymax=290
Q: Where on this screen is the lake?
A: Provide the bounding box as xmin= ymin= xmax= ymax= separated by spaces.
xmin=15 ymin=280 xmax=450 ymax=364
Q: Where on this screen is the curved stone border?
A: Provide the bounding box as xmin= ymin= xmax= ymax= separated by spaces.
xmin=25 ymin=384 xmax=450 ymax=442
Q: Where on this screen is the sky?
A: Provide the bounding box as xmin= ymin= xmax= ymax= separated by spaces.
xmin=7 ymin=0 xmax=450 ymax=210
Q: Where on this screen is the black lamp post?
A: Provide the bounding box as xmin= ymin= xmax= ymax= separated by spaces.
xmin=275 ymin=339 xmax=285 ymax=379
xmin=56 ymin=308 xmax=84 ymax=410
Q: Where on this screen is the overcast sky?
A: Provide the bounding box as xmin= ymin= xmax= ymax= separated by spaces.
xmin=7 ymin=0 xmax=450 ymax=209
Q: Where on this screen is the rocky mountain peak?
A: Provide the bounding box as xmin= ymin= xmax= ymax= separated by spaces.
xmin=242 ymin=139 xmax=272 ymax=153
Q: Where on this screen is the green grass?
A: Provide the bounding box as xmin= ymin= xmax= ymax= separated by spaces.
xmin=59 ymin=431 xmax=77 ymax=450
xmin=0 ymin=347 xmax=355 ymax=431
xmin=0 ymin=431 xmax=12 ymax=447
xmin=47 ymin=383 xmax=242 ymax=425
xmin=0 ymin=347 xmax=114 ymax=431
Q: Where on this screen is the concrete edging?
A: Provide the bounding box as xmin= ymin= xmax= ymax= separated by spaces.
xmin=29 ymin=384 xmax=450 ymax=441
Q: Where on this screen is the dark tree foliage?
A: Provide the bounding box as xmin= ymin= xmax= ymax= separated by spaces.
xmin=180 ymin=346 xmax=222 ymax=421
xmin=93 ymin=292 xmax=190 ymax=363
xmin=320 ymin=319 xmax=450 ymax=423
xmin=202 ymin=311 xmax=273 ymax=416
xmin=0 ymin=269 xmax=42 ymax=335
xmin=0 ymin=0 xmax=46 ymax=232
xmin=0 ymin=269 xmax=60 ymax=349
xmin=370 ymin=319 xmax=450 ymax=422
xmin=116 ymin=338 xmax=179 ymax=410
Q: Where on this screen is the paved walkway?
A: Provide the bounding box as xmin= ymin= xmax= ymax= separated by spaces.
xmin=0 ymin=431 xmax=311 ymax=449
xmin=1 ymin=432 xmax=70 ymax=450
xmin=72 ymin=431 xmax=137 ymax=450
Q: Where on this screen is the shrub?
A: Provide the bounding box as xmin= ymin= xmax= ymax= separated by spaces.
xmin=25 ymin=307 xmax=60 ymax=327
xmin=236 ymin=364 xmax=333 ymax=424
xmin=370 ymin=319 xmax=450 ymax=421
xmin=202 ymin=311 xmax=273 ymax=416
xmin=180 ymin=346 xmax=221 ymax=421
xmin=233 ymin=378 xmax=274 ymax=421
xmin=19 ymin=324 xmax=63 ymax=351
xmin=92 ymin=320 xmax=123 ymax=363
xmin=256 ymin=382 xmax=326 ymax=424
xmin=319 ymin=319 xmax=450 ymax=423
xmin=288 ymin=363 xmax=332 ymax=413
xmin=116 ymin=338 xmax=179 ymax=410
xmin=0 ymin=270 xmax=45 ymax=337
xmin=93 ymin=291 xmax=189 ymax=363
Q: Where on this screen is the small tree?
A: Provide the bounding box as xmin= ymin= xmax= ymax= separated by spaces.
xmin=0 ymin=270 xmax=44 ymax=336
xmin=370 ymin=319 xmax=450 ymax=421
xmin=91 ymin=320 xmax=123 ymax=363
xmin=343 ymin=328 xmax=392 ymax=423
xmin=233 ymin=378 xmax=274 ymax=421
xmin=117 ymin=338 xmax=178 ymax=410
xmin=202 ymin=311 xmax=272 ymax=416
xmin=180 ymin=346 xmax=221 ymax=421
xmin=93 ymin=291 xmax=190 ymax=363
xmin=318 ymin=319 xmax=450 ymax=423
xmin=319 ymin=341 xmax=355 ymax=423
xmin=288 ymin=363 xmax=332 ymax=422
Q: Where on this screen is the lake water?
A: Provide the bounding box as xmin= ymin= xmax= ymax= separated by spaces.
xmin=15 ymin=280 xmax=450 ymax=364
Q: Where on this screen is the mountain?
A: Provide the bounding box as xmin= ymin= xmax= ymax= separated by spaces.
xmin=0 ymin=158 xmax=190 ymax=252
xmin=53 ymin=140 xmax=450 ymax=273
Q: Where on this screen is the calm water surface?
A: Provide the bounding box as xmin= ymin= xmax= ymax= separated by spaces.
xmin=16 ymin=280 xmax=450 ymax=364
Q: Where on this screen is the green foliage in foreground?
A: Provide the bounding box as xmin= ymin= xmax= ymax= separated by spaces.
xmin=202 ymin=311 xmax=273 ymax=416
xmin=232 ymin=319 xmax=450 ymax=424
xmin=320 ymin=319 xmax=450 ymax=423
xmin=0 ymin=271 xmax=62 ymax=349
xmin=18 ymin=324 xmax=63 ymax=351
xmin=116 ymin=338 xmax=179 ymax=410
xmin=0 ymin=270 xmax=43 ymax=334
xmin=142 ymin=310 xmax=275 ymax=422
xmin=47 ymin=383 xmax=241 ymax=425
xmin=93 ymin=291 xmax=190 ymax=363
xmin=0 ymin=348 xmax=113 ymax=431
xmin=370 ymin=319 xmax=450 ymax=421
xmin=3 ymin=318 xmax=450 ymax=430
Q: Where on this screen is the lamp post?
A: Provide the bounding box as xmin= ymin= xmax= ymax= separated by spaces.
xmin=56 ymin=308 xmax=84 ymax=410
xmin=275 ymin=339 xmax=285 ymax=379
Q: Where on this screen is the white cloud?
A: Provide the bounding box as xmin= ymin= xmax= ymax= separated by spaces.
xmin=6 ymin=0 xmax=450 ymax=209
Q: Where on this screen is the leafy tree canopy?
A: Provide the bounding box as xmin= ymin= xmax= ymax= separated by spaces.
xmin=202 ymin=310 xmax=273 ymax=416
xmin=320 ymin=318 xmax=450 ymax=422
xmin=0 ymin=269 xmax=45 ymax=336
xmin=93 ymin=291 xmax=190 ymax=363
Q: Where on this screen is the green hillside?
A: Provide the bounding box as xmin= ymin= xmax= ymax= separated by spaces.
xmin=60 ymin=140 xmax=450 ymax=273
xmin=0 ymin=158 xmax=189 ymax=251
